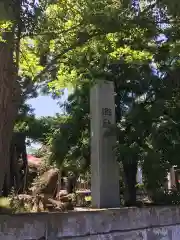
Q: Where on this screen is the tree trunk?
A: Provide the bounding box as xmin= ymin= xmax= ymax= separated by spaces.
xmin=0 ymin=30 xmax=21 ymax=195
xmin=123 ymin=161 xmax=137 ymax=206
xmin=114 ymin=82 xmax=138 ymax=206
xmin=10 ymin=142 xmax=21 ymax=192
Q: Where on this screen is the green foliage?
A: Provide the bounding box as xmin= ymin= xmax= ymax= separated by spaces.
xmin=19 ymin=38 xmax=43 ymax=78
xmin=152 ymin=190 xmax=180 ymax=205
xmin=32 ymin=0 xmax=180 ymax=198
xmin=1 ymin=0 xmax=180 ymax=203
xmin=46 ymin=83 xmax=90 ymax=174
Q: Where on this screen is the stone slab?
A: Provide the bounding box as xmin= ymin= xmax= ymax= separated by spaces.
xmin=0 ymin=207 xmax=179 ymax=239
xmin=90 ymin=80 xmax=120 ymax=208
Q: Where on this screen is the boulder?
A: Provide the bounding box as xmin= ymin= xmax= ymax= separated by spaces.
xmin=31 ymin=168 xmax=59 ymax=196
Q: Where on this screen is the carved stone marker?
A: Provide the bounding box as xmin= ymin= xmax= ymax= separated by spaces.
xmin=90 ymin=80 xmax=120 ymax=208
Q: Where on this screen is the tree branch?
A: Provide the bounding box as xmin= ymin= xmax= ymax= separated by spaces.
xmin=32 ymin=14 xmax=177 ymax=82
xmin=33 ymin=31 xmax=101 ymax=81
xmin=21 ymin=23 xmax=82 ymax=39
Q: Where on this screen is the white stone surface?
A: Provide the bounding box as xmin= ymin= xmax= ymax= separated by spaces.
xmin=0 ymin=207 xmax=180 ymax=239
xmin=90 ymin=80 xmax=120 ymax=208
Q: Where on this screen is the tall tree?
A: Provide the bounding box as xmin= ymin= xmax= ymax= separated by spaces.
xmin=1 ymin=0 xmax=180 ymax=202
xmin=35 ymin=0 xmax=158 ymax=205
xmin=0 ymin=0 xmax=44 ymax=194
xmin=0 ymin=0 xmax=21 ymax=193
xmin=33 ymin=0 xmax=180 ymax=204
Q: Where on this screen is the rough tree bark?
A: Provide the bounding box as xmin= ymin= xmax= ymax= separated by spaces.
xmin=0 ymin=1 xmax=21 ymax=195
xmin=114 ymin=81 xmax=138 ymax=206
xmin=0 ymin=42 xmax=21 ymax=195
xmin=123 ymin=161 xmax=137 ymax=206
xmin=13 ymin=132 xmax=28 ymax=193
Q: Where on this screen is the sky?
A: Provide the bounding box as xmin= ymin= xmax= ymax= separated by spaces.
xmin=26 ymin=89 xmax=68 ymax=152
xmin=28 ymin=95 xmax=61 ymax=117
xmin=27 ymin=89 xmax=68 ymax=117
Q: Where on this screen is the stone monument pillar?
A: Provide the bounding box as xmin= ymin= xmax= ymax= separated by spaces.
xmin=90 ymin=80 xmax=120 ymax=208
